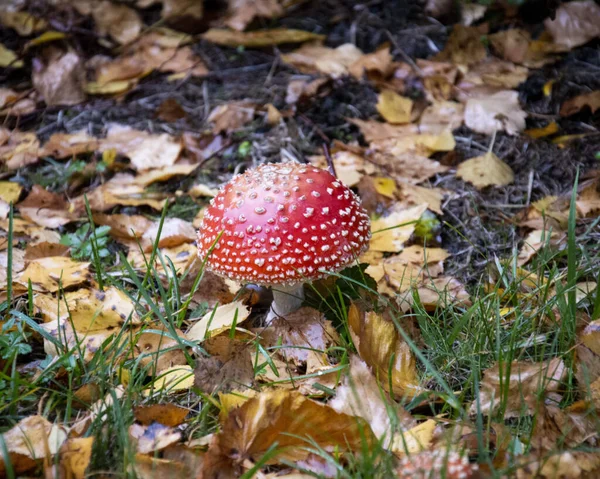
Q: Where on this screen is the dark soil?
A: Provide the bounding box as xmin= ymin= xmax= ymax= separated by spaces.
xmin=3 ymin=0 xmax=600 ymax=287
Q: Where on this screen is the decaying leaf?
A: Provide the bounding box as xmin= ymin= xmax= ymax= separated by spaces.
xmin=129 ymin=423 xmax=182 ymax=454
xmin=434 ymin=24 xmax=488 ymax=66
xmin=202 ymin=28 xmax=324 ymax=47
xmin=207 ymin=102 xmax=256 ymax=134
xmin=348 ymin=305 xmax=422 ymax=398
xmin=517 ymin=229 xmax=564 ymax=266
xmin=32 ymin=49 xmax=85 ymax=106
xmin=370 ymin=203 xmax=428 ymax=253
xmin=456 ymin=152 xmax=515 ymax=189
xmin=544 ymin=0 xmax=600 ymax=49
xmin=225 ymin=0 xmax=283 ymax=31
xmin=40 ymin=131 xmax=99 ymax=158
xmin=282 ymin=43 xmax=364 ymax=78
xmin=92 ymin=1 xmax=143 ymax=45
xmin=18 ymin=257 xmax=90 ymax=292
xmin=0 ymin=130 xmax=40 ymax=169
xmin=0 ymin=416 xmax=67 ymax=475
xmin=141 ymin=218 xmax=196 ymax=251
xmin=560 ymin=90 xmax=600 ymax=117
xmin=377 ymin=90 xmax=413 ymax=124
xmin=464 ymin=91 xmax=527 ymax=135
xmin=470 ymin=358 xmax=566 ymax=417
xmin=144 ymin=365 xmax=195 ymax=396
xmin=0 ymin=10 xmax=47 ymax=36
xmin=134 ymin=404 xmax=189 ymax=427
xmin=0 ymin=42 xmax=24 ymax=68
xmin=17 ymin=185 xmax=76 ymax=229
xmin=202 ymin=389 xmax=375 ymax=476
xmin=187 ymin=300 xmax=250 ymax=341
xmin=59 ymin=437 xmax=94 ymax=479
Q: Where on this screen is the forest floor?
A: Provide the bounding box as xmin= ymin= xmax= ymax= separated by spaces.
xmin=1 ymin=0 xmax=600 ymax=478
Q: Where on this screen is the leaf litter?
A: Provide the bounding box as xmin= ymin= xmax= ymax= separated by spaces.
xmin=0 ymin=0 xmax=600 ymax=478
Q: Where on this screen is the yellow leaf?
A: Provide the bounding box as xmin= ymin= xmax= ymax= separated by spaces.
xmin=524 ymin=121 xmax=559 ymax=139
xmin=187 ymin=301 xmax=250 ymax=341
xmin=144 ymin=365 xmax=195 ymax=396
xmin=134 ymin=404 xmax=189 ymax=427
xmin=102 ymin=148 xmax=117 ymax=166
xmin=0 ymin=43 xmax=23 ymax=68
xmin=59 ymin=437 xmax=94 ymax=479
xmin=376 ymin=90 xmax=413 ymax=124
xmin=543 ymin=79 xmax=555 ymax=97
xmin=0 ymin=181 xmax=22 ymax=204
xmin=456 ymin=152 xmax=514 ymax=189
xmin=25 ymin=30 xmax=67 ymax=49
xmin=370 ymin=204 xmax=428 ymax=253
xmin=0 ymin=11 xmax=47 ymax=36
xmin=85 ymin=80 xmax=137 ymax=95
xmin=373 ymin=177 xmax=397 ymax=198
xmin=391 ymin=419 xmax=436 ymax=455
xmin=202 ymin=28 xmax=325 ymax=48
xmin=18 ymin=257 xmax=90 ymax=292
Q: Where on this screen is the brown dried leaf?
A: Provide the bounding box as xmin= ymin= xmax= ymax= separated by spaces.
xmin=32 ymin=49 xmax=85 ymax=106
xmin=134 ymin=404 xmax=189 ymax=427
xmin=127 ymin=243 xmax=197 ymax=276
xmin=134 ymin=325 xmax=188 ymax=374
xmin=470 ymin=358 xmax=566 ymax=417
xmin=17 ymin=185 xmax=76 ymax=229
xmin=349 ymin=306 xmax=422 ymax=398
xmin=545 ymin=0 xmax=600 ymax=49
xmin=93 ymin=213 xmax=154 ymax=244
xmin=202 ymin=28 xmax=324 ymax=47
xmin=517 ymin=229 xmax=565 ymax=266
xmin=397 ymin=276 xmax=471 ymax=312
xmin=24 ymin=242 xmax=69 ymax=262
xmin=419 ymin=101 xmax=464 ymax=134
xmin=141 ymin=218 xmax=196 ymax=252
xmin=434 ymin=24 xmax=488 ymax=66
xmin=560 ymin=90 xmax=600 ymax=117
xmin=202 ymin=390 xmax=375 ymax=476
xmin=92 ymin=1 xmax=143 ymax=45
xmin=59 ymin=437 xmax=94 ymax=479
xmin=372 ymin=130 xmax=456 ymax=158
xmin=456 ymin=152 xmax=515 ymax=189
xmin=282 ymin=43 xmax=364 ymax=78
xmin=0 ymin=416 xmax=67 ymax=476
xmin=0 ymin=129 xmax=40 ymax=169
xmin=40 ymin=131 xmax=99 ymax=158
xmin=207 ymin=101 xmax=256 ymax=134
xmin=129 ymin=423 xmax=182 ymax=454
xmin=102 ymin=125 xmax=182 ymax=171
xmin=464 ymin=91 xmax=527 ymax=136
xmin=225 ymin=0 xmax=283 ymax=31
xmin=348 ymin=47 xmax=393 ymax=80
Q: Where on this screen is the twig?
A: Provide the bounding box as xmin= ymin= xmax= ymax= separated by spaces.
xmin=322 ymin=143 xmax=337 ymax=178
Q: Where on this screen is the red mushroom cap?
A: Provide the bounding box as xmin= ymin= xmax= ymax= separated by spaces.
xmin=396 ymin=450 xmax=477 ymax=479
xmin=197 ymin=162 xmax=371 ymax=285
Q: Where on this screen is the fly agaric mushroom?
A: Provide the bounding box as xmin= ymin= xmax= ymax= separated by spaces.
xmin=197 ymin=162 xmax=371 ymax=321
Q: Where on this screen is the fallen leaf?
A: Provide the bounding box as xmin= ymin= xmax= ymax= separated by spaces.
xmin=257 ymin=306 xmax=339 ymax=370
xmin=348 ymin=47 xmax=393 ymax=80
xmin=207 ymin=102 xmax=256 ymax=134
xmin=489 ymin=28 xmax=533 ymax=65
xmin=310 ymin=150 xmax=375 ymax=187
xmin=282 ymin=43 xmax=364 ymax=78
xmin=225 ymin=0 xmax=283 ymax=31
xmin=349 ymin=305 xmax=422 ymax=398
xmin=202 ymin=389 xmax=375 ymax=475
xmin=134 ymin=164 xmax=199 ymax=187
xmin=156 ymin=98 xmax=187 ymax=122
xmin=524 ymin=121 xmax=560 ymax=139
xmin=370 ymin=203 xmax=428 ymax=253
xmin=397 ymin=183 xmax=447 ymax=215
xmin=0 ymin=10 xmax=47 ymax=36
xmin=560 ymin=90 xmax=600 ymax=117
xmin=398 ymin=276 xmax=471 ymax=312
xmin=0 ymin=130 xmax=40 ymax=169
xmin=202 ymin=28 xmax=324 ymax=47
xmin=17 ymin=185 xmax=76 ymax=229
xmin=382 ymin=245 xmax=449 ymax=293
xmin=456 ymin=152 xmax=514 ymax=189
xmin=132 ymin=454 xmax=187 ymax=479
xmin=285 ymin=77 xmax=329 ymax=104
xmin=419 ymin=101 xmax=464 ymax=134
xmin=187 ymin=301 xmax=250 ymax=341
xmin=266 ymin=103 xmax=282 ymax=125
xmin=0 ymin=181 xmax=22 ymax=204
xmin=0 ymin=217 xmax=61 ymax=244
xmin=93 ymin=213 xmax=154 ymax=244
xmin=464 ymin=91 xmax=527 ymax=135
xmin=434 ymin=24 xmax=488 ymax=66
xmin=92 ymin=1 xmax=143 ymax=45
xmin=32 ymin=49 xmax=85 ymax=106
xmin=134 ymin=325 xmax=188 ymax=374
xmin=545 ymin=0 xmax=600 ymax=49
xmin=134 ymin=404 xmax=189 ymax=427
xmin=470 ymin=358 xmax=566 ymax=417
xmin=153 ymin=0 xmax=204 ymax=19
xmin=0 ymin=42 xmax=23 ymax=68
xmin=517 ymin=229 xmax=564 ymax=266
xmin=377 ymin=90 xmax=413 ymax=124
xmin=18 ymin=257 xmax=90 ymax=292
xmin=372 ymin=130 xmax=456 ymax=158
xmin=59 ymin=437 xmax=94 ymax=479
xmin=101 ymin=125 xmax=182 ymax=171
xmin=0 ymin=416 xmax=67 ymax=475
xmin=0 ymin=249 xmax=25 ymax=288
xmin=141 ymin=218 xmax=196 ymax=251
xmin=40 ymin=131 xmax=99 ymax=158
xmin=330 ymin=356 xmax=415 ymax=450
xmin=25 ymin=30 xmax=67 ymax=49
xmin=144 ymin=365 xmax=195 ymax=395
xmin=129 ymin=423 xmax=182 ymax=454
xmin=127 ymin=243 xmax=197 ymax=276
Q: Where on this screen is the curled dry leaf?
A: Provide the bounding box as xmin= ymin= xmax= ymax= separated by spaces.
xmin=32 ymin=49 xmax=85 ymax=106
xmin=0 ymin=217 xmax=61 ymax=245
xmin=59 ymin=437 xmax=94 ymax=479
xmin=0 ymin=249 xmax=25 ymax=288
xmin=456 ymin=152 xmax=514 ymax=189
xmin=202 ymin=389 xmax=375 ymax=476
xmin=225 ymin=0 xmax=283 ymax=31
xmin=377 ymin=90 xmax=413 ymax=124
xmin=464 ymin=91 xmax=527 ymax=136
xmin=330 ymin=356 xmax=415 ymax=449
xmin=282 ymin=43 xmax=364 ymax=78
xmin=517 ymin=229 xmax=564 ymax=266
xmin=187 ymin=300 xmax=250 ymax=341
xmin=141 ymin=218 xmax=196 ymax=252
xmin=134 ymin=404 xmax=189 ymax=427
xmin=129 ymin=423 xmax=182 ymax=454
xmin=92 ymin=1 xmax=143 ymax=45
xmin=470 ymin=358 xmax=566 ymax=417
xmin=257 ymin=306 xmax=340 ymax=371
xmin=202 ymin=28 xmax=324 ymax=47
xmin=544 ymin=0 xmax=600 ymax=49
xmin=348 ymin=305 xmax=421 ymax=398
xmin=0 ymin=416 xmax=67 ymax=476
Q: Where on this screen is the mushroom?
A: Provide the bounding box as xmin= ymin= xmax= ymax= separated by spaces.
xmin=197 ymin=162 xmax=371 ymax=321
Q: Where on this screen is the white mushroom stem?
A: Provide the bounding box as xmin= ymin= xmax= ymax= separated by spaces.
xmin=266 ymin=283 xmax=305 ymax=323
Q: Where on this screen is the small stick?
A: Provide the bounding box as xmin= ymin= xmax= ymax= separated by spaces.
xmin=322 ymin=143 xmax=337 ymax=178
